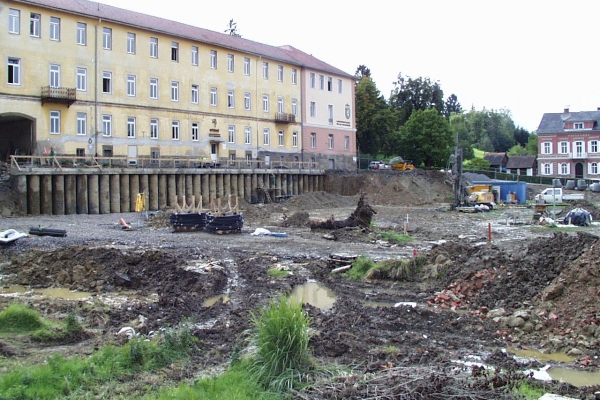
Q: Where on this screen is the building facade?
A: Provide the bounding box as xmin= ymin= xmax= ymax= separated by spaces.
xmin=0 ymin=0 xmax=356 ymax=169
xmin=537 ymin=108 xmax=600 ymax=179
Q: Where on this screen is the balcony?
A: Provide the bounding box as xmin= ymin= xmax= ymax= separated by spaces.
xmin=570 ymin=152 xmax=587 ymax=159
xmin=274 ymin=113 xmax=296 ymax=123
xmin=41 ymin=86 xmax=76 ymax=107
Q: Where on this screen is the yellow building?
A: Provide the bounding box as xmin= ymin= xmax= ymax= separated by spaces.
xmin=0 ymin=0 xmax=355 ymax=169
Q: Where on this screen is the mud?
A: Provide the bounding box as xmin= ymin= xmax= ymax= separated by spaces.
xmin=1 ymin=169 xmax=600 ymax=398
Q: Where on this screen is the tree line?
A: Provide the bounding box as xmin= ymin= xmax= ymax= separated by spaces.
xmin=355 ymin=65 xmax=537 ymax=168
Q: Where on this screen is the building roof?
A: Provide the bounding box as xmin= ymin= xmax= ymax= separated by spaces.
xmin=506 ymin=155 xmax=536 ymax=169
xmin=14 ymin=0 xmax=353 ymax=78
xmin=483 ymin=152 xmax=507 ymax=166
xmin=537 ymin=110 xmax=600 ymax=134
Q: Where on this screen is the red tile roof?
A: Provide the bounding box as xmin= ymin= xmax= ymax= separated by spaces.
xmin=15 ymin=0 xmax=353 ymax=78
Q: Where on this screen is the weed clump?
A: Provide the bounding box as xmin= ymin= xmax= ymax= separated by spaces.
xmin=345 ymin=256 xmax=375 ymax=280
xmin=0 ymin=303 xmax=45 ymax=333
xmin=249 ymin=296 xmax=313 ymax=391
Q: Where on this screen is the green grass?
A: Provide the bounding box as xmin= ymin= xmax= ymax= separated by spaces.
xmin=267 ymin=269 xmax=289 ymax=278
xmin=0 ymin=324 xmax=196 ymax=399
xmin=513 ymin=381 xmax=546 ymax=399
xmin=378 ymin=231 xmax=413 ymax=244
xmin=149 ymin=362 xmax=282 ymax=400
xmin=473 ymin=148 xmax=484 ymax=158
xmin=344 ymin=256 xmax=376 ymax=280
xmin=0 ymin=303 xmax=46 ymax=333
xmin=249 ymin=296 xmax=313 ymax=391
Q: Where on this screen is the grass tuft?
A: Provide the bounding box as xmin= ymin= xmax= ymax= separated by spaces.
xmin=267 ymin=269 xmax=289 ymax=278
xmin=378 ymin=231 xmax=413 ymax=244
xmin=344 ymin=256 xmax=375 ymax=280
xmin=0 ymin=303 xmax=46 ymax=333
xmin=249 ymin=296 xmax=313 ymax=391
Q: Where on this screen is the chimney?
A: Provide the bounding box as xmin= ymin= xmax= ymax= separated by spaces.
xmin=563 ymin=106 xmax=570 ymax=113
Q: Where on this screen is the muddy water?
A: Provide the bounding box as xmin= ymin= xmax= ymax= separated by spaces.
xmin=203 ymin=294 xmax=230 ymax=307
xmin=509 ymin=348 xmax=575 ymax=363
xmin=548 ymin=368 xmax=600 ymax=387
xmin=0 ymin=285 xmax=91 ymax=299
xmin=291 ymin=281 xmax=336 ymax=310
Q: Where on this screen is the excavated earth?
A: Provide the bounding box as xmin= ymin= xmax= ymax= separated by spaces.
xmin=1 ymin=169 xmax=600 ymax=399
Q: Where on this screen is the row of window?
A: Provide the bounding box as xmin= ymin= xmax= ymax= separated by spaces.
xmin=48 ymin=111 xmax=350 ymax=151
xmin=540 ymin=162 xmax=600 ymax=175
xmin=8 ymin=8 xmax=299 ymax=83
xmin=309 ymin=72 xmax=343 ymax=94
xmin=541 ymin=140 xmax=600 ymax=155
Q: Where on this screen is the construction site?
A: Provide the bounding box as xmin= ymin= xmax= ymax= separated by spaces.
xmin=1 ymin=167 xmax=600 ymax=399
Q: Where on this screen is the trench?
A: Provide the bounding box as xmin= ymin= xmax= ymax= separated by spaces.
xmin=10 ymin=168 xmax=325 ymax=216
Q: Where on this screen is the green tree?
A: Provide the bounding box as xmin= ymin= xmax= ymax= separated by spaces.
xmin=449 ymin=112 xmax=474 ymax=160
xmin=393 ymin=108 xmax=453 ymax=168
xmin=526 ymin=133 xmax=538 ymax=155
xmin=354 ymin=75 xmax=394 ymax=156
xmin=507 ymin=144 xmax=529 ymax=156
xmin=513 ymin=126 xmax=529 ymax=147
xmin=355 ymin=65 xmax=371 ymax=79
xmin=443 ymin=94 xmax=462 ymax=118
xmin=389 ymin=73 xmax=444 ymax=126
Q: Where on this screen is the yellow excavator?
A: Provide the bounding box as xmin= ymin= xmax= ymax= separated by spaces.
xmin=389 ymin=156 xmax=414 ymax=171
xmin=466 ymin=184 xmax=497 ymax=209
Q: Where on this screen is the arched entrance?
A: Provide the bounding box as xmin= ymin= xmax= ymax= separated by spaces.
xmin=0 ymin=113 xmax=36 ymax=161
xmin=575 ymin=162 xmax=584 ymax=179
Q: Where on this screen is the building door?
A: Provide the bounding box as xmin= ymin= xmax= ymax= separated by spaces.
xmin=328 ymin=159 xmax=335 ymax=169
xmin=575 ymin=162 xmax=584 ymax=178
xmin=128 ymin=145 xmax=137 ymax=165
xmin=210 ymin=142 xmax=218 ymax=161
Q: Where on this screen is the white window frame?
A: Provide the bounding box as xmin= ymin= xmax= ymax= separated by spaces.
xmin=9 ymin=9 xmax=20 ymax=34
xmin=263 ymin=128 xmax=270 ymax=145
xmin=292 ymin=99 xmax=298 ymax=116
xmin=191 ymin=122 xmax=199 ymax=141
xmin=590 ymin=140 xmax=598 ymax=153
xmin=127 ymin=117 xmax=136 ymax=138
xmin=345 ymin=135 xmax=350 ymax=151
xmin=210 ymin=50 xmax=217 ymax=69
xmin=172 ymin=121 xmax=180 ymax=140
xmin=150 ymin=118 xmax=158 ymax=139
xmin=591 ymin=162 xmax=599 ymax=175
xmin=327 ymin=76 xmax=333 ymax=91
xmin=227 ymin=54 xmax=234 ymax=72
xmin=50 ymin=17 xmax=60 ymax=41
xmin=226 ymin=90 xmax=234 ymax=108
xmin=102 ymin=71 xmax=111 ymax=94
xmin=191 ymin=46 xmax=198 ymax=66
xmin=310 ymin=101 xmax=316 ymax=118
xmin=103 ymin=27 xmax=112 ymax=50
xmin=127 ymin=32 xmax=136 ymax=54
xmin=277 ymin=65 xmax=283 ymax=82
xmin=150 ymin=37 xmax=158 ymax=58
xmin=127 ymin=74 xmax=136 ymax=96
xmin=291 ymin=68 xmax=297 ymax=85
xmin=560 ymin=162 xmax=569 ymax=175
xmin=8 ymin=58 xmax=21 ymax=85
xmin=292 ymin=131 xmax=298 ymax=148
xmin=76 ymin=112 xmax=87 ymax=135
xmin=191 ymin=84 xmax=199 ymax=104
xmin=244 ymin=126 xmax=251 ymax=145
xmin=559 ymin=141 xmax=568 ymax=154
xmin=171 ymin=81 xmax=179 ymax=102
xmin=210 ymin=87 xmax=217 ymax=106
xmin=244 ymin=92 xmax=251 ymax=111
xmin=310 ymin=132 xmax=316 ymax=148
xmin=328 ymin=134 xmax=334 ymax=149
xmin=328 ymin=104 xmax=334 ymax=125
xmin=30 ymin=13 xmax=40 ymax=37
xmin=543 ymin=163 xmax=552 ymax=175
xmin=575 ymin=141 xmax=584 ymax=157
xmin=262 ymin=94 xmax=269 ymax=112
xmin=171 ymin=42 xmax=179 ymax=62
xmin=262 ymin=62 xmax=269 ymax=79
xmin=50 ymin=111 xmax=60 ymax=134
xmin=243 ymin=57 xmax=250 ymax=75
xmin=278 ymin=97 xmax=284 ymax=113
xmin=319 ymin=74 xmax=324 ymax=90
xmin=338 ymin=79 xmax=343 ymax=94
xmin=542 ymin=142 xmax=552 ymax=154
xmin=278 ymin=130 xmax=284 ymax=146
xmin=49 ymin=64 xmax=60 ymax=88
xmin=574 ymin=122 xmax=584 ymax=130
xmin=102 ymin=114 xmax=112 ymax=137
xmin=76 ymin=67 xmax=86 ymax=91
xmin=309 ymin=72 xmax=315 ymax=88
xmin=228 ymin=125 xmax=235 ymax=143
xmin=150 ymin=78 xmax=158 ymax=99
xmin=76 ymin=22 xmax=86 ymax=45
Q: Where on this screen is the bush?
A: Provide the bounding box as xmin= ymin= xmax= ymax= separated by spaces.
xmin=345 ymin=256 xmax=375 ymax=280
xmin=249 ymin=296 xmax=313 ymax=391
xmin=0 ymin=303 xmax=46 ymax=333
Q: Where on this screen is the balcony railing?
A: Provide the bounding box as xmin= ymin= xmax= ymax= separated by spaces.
xmin=274 ymin=113 xmax=296 ymax=123
xmin=41 ymin=86 xmax=76 ymax=107
xmin=570 ymin=152 xmax=587 ymax=159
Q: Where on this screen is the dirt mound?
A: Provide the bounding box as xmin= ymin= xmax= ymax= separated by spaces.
xmin=280 ymin=211 xmax=310 ymax=227
xmin=559 ymin=199 xmax=600 ymax=220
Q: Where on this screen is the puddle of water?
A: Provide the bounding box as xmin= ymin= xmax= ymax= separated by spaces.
xmin=548 ymin=368 xmax=600 ymax=387
xmin=363 ymin=300 xmax=397 ymax=308
xmin=509 ymin=348 xmax=575 ymax=363
xmin=291 ymin=282 xmax=336 ymax=310
xmin=203 ymin=294 xmax=230 ymax=307
xmin=1 ymin=285 xmax=91 ymax=299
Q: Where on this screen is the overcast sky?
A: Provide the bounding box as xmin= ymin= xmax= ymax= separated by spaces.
xmin=98 ymin=0 xmax=599 ymax=132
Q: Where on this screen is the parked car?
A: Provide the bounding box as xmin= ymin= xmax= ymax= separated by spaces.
xmin=369 ymin=161 xmax=389 ymax=170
